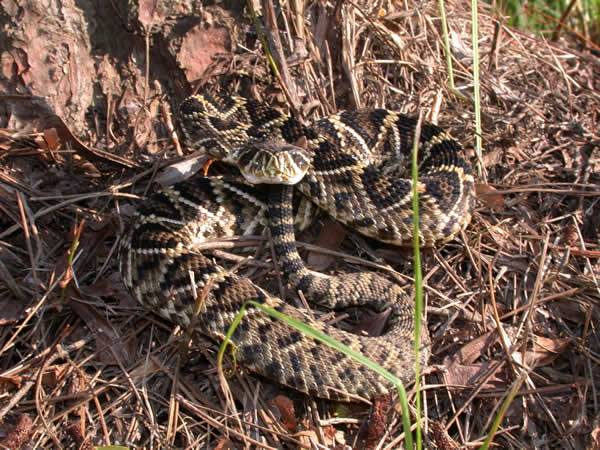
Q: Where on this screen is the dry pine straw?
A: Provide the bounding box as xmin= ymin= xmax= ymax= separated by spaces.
xmin=0 ymin=0 xmax=599 ymax=448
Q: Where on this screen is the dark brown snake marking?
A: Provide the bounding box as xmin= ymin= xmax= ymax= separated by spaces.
xmin=120 ymin=94 xmax=475 ymax=401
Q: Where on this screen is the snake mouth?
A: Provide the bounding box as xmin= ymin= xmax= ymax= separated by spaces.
xmin=230 ymin=141 xmax=312 ymax=185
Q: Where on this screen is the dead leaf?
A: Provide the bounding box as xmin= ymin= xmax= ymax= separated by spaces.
xmin=307 ymin=220 xmax=346 ymax=270
xmin=41 ymin=363 xmax=69 ymax=388
xmin=443 ymin=355 xmax=506 ymax=390
xmin=72 ymin=154 xmax=101 ymax=178
xmin=0 ymin=375 xmax=23 ymax=390
xmin=129 ymin=358 xmax=162 ymax=380
xmin=352 ymin=309 xmax=390 ymax=337
xmin=475 ymin=183 xmax=505 ymax=209
xmin=70 ymin=300 xmax=135 ymax=366
xmin=213 ymin=438 xmax=237 ymax=450
xmin=450 ymin=330 xmax=499 ymax=366
xmin=549 ymin=301 xmax=590 ymax=324
xmin=0 ymin=296 xmax=27 ymax=325
xmin=269 ymin=394 xmax=297 ymax=431
xmin=79 ymin=276 xmax=125 ymax=300
xmin=525 ymin=335 xmax=571 ymax=367
xmin=480 ymin=144 xmax=506 ymax=166
xmin=178 ymin=24 xmax=231 ymax=82
xmin=42 ymin=127 xmax=60 ymax=150
xmin=155 ymin=154 xmax=208 ymax=185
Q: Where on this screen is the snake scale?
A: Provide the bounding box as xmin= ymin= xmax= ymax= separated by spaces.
xmin=119 ymin=94 xmax=475 ymax=402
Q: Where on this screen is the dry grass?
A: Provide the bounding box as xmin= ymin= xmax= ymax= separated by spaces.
xmin=0 ymin=0 xmax=599 ymax=448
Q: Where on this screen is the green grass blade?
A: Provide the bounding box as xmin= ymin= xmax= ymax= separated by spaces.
xmin=411 ymin=113 xmax=424 ymax=450
xmin=480 ymin=371 xmax=527 ymax=449
xmin=471 ymin=0 xmax=484 ymax=176
xmin=438 ymin=0 xmax=454 ymax=88
xmin=246 ymin=0 xmax=279 ymax=78
xmin=438 ymin=0 xmax=469 ymax=102
xmin=218 ymin=300 xmax=415 ymax=449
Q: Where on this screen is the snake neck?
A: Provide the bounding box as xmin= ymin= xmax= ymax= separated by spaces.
xmin=267 ymin=186 xmax=411 ymax=318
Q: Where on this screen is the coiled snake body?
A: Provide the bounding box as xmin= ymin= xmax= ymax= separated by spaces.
xmin=120 ymin=94 xmax=475 ymax=401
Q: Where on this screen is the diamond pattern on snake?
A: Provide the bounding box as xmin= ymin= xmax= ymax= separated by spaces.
xmin=119 ymin=93 xmax=475 ymax=401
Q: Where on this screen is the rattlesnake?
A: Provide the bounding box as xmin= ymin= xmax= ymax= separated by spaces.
xmin=119 ymin=94 xmax=475 ymax=401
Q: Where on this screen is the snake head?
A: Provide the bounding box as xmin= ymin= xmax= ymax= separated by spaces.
xmin=179 ymin=95 xmax=311 ymax=184
xmin=229 ymin=139 xmax=312 ymax=185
